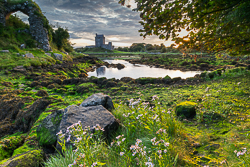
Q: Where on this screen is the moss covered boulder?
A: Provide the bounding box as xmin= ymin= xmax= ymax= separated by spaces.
xmin=0 ymin=149 xmax=44 ymax=167
xmin=0 ymin=133 xmax=26 ymax=161
xmin=37 ymin=109 xmax=63 ymax=148
xmin=176 ymin=101 xmax=197 ymax=119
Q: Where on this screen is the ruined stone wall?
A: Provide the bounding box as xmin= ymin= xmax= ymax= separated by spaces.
xmin=0 ymin=0 xmax=51 ymax=51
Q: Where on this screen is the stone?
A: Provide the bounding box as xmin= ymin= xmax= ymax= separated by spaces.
xmin=120 ymin=77 xmax=134 ymax=83
xmin=25 ymin=53 xmax=34 ymax=58
xmin=37 ymin=109 xmax=64 ymax=147
xmin=36 ymin=90 xmax=49 ymax=97
xmin=0 ymin=149 xmax=44 ymax=167
xmin=30 ymin=81 xmax=40 ymax=87
xmin=105 ymin=81 xmax=117 ymax=88
xmin=117 ymin=63 xmax=125 ymax=70
xmin=172 ymin=77 xmax=182 ymax=82
xmin=20 ymin=44 xmax=26 ymax=49
xmin=0 ymin=50 xmax=9 ymax=53
xmin=53 ymin=53 xmax=63 ymax=61
xmin=45 ymin=53 xmax=51 ymax=57
xmin=176 ymin=101 xmax=197 ymax=119
xmin=47 ymin=83 xmax=58 ymax=89
xmin=80 ymin=93 xmax=114 ymax=111
xmin=13 ymin=66 xmax=26 ymax=72
xmin=56 ymin=105 xmax=120 ymax=150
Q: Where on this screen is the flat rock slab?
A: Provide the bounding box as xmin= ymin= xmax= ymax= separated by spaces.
xmin=0 ymin=50 xmax=9 ymax=53
xmin=53 ymin=53 xmax=63 ymax=61
xmin=25 ymin=53 xmax=34 ymax=58
xmin=80 ymin=93 xmax=114 ymax=111
xmin=56 ymin=105 xmax=119 ymax=150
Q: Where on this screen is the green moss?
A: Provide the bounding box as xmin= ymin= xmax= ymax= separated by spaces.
xmin=1 ymin=149 xmax=44 ymax=167
xmin=0 ymin=133 xmax=26 ymax=160
xmin=37 ymin=111 xmax=63 ymax=146
xmin=12 ymin=143 xmax=35 ymax=157
xmin=78 ymin=83 xmax=96 ymax=87
xmin=176 ymin=101 xmax=197 ymax=119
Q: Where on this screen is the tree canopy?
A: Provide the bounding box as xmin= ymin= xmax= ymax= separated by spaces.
xmin=119 ymin=0 xmax=250 ymax=55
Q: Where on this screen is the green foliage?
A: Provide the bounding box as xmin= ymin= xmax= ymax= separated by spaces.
xmin=6 ymin=15 xmax=29 ymax=29
xmin=119 ymin=0 xmax=250 ymax=55
xmin=43 ymin=146 xmax=78 ymax=167
xmin=52 ymin=27 xmax=73 ymax=52
xmin=0 ymin=15 xmax=36 ymax=52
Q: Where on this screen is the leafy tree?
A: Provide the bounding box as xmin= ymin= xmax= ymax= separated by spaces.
xmin=130 ymin=43 xmax=145 ymax=52
xmin=119 ymin=0 xmax=250 ymax=55
xmin=52 ymin=26 xmax=73 ymax=52
xmin=145 ymin=44 xmax=153 ymax=51
xmin=161 ymin=47 xmax=167 ymax=53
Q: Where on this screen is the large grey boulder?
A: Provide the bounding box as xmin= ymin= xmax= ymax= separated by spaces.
xmin=37 ymin=109 xmax=64 ymax=147
xmin=53 ymin=53 xmax=63 ymax=61
xmin=80 ymin=93 xmax=114 ymax=111
xmin=56 ymin=105 xmax=119 ymax=150
xmin=25 ymin=53 xmax=34 ymax=58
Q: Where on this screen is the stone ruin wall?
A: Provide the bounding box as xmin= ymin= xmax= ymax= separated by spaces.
xmin=0 ymin=0 xmax=51 ymax=51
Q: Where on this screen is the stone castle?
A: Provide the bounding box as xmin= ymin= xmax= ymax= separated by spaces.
xmin=86 ymin=34 xmax=114 ymax=50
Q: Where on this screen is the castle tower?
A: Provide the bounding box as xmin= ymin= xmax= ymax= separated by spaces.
xmin=95 ymin=34 xmax=105 ymax=47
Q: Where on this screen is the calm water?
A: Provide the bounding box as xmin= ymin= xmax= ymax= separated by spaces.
xmin=88 ymin=60 xmax=202 ymax=79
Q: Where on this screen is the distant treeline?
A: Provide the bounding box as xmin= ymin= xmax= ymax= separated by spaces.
xmin=75 ymin=43 xmax=201 ymax=53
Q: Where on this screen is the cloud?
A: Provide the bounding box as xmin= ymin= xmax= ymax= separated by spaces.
xmin=13 ymin=0 xmax=174 ymax=47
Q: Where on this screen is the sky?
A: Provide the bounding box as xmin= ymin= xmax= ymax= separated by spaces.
xmin=15 ymin=0 xmax=179 ymax=48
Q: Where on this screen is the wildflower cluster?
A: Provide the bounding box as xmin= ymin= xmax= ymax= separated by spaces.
xmin=130 ymin=139 xmax=146 ymax=157
xmin=57 ymin=122 xmax=106 ymax=167
xmin=234 ymin=148 xmax=247 ymax=157
xmin=111 ymin=134 xmax=126 ymax=147
xmin=129 ymin=98 xmax=141 ymax=108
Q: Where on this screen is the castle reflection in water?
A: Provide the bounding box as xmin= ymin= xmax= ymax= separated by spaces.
xmin=96 ymin=67 xmax=106 ymax=76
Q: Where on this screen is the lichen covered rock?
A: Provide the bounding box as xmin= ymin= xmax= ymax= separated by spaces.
xmin=176 ymin=101 xmax=197 ymax=119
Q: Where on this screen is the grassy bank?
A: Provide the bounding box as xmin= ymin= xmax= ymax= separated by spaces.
xmin=42 ymin=68 xmax=250 ymax=167
xmin=0 ymin=62 xmax=249 ymax=166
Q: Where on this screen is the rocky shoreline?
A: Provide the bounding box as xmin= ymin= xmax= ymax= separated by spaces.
xmin=127 ymin=57 xmax=249 ymax=72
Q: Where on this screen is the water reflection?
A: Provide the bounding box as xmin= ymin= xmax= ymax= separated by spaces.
xmin=96 ymin=66 xmax=106 ymax=76
xmin=88 ymin=59 xmax=202 ymax=79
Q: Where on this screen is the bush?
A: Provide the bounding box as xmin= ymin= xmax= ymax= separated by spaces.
xmin=25 ymin=39 xmax=37 ymax=48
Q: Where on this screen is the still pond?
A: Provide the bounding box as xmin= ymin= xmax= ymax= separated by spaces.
xmin=88 ymin=59 xmax=202 ymax=79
